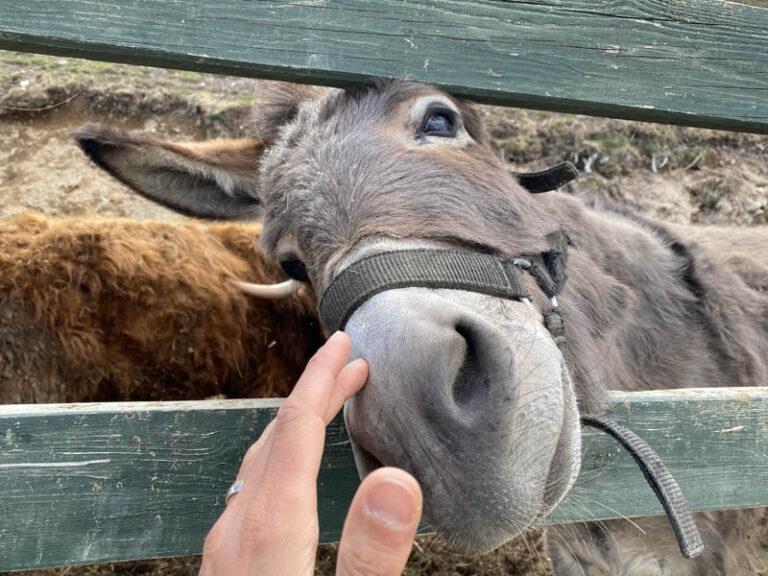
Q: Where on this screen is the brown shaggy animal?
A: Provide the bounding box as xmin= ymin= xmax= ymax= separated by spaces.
xmin=0 ymin=212 xmax=324 ymax=404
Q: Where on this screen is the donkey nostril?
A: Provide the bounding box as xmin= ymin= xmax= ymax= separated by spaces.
xmin=452 ymin=324 xmax=488 ymax=407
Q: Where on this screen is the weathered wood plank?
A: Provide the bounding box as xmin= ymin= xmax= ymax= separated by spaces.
xmin=0 ymin=388 xmax=766 ymax=571
xmin=0 ymin=1 xmax=767 ymax=133
xmin=547 ymin=388 xmax=768 ymax=523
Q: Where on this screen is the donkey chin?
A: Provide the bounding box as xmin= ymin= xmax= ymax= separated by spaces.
xmin=341 ymin=287 xmax=582 ymax=554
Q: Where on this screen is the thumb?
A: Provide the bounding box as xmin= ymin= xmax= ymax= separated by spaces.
xmin=336 ymin=467 xmax=422 ymax=576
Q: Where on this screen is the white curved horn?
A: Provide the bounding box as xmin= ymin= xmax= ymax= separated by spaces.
xmin=231 ymin=279 xmax=301 ymax=299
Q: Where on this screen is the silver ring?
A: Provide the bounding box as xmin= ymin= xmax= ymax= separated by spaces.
xmin=225 ymin=480 xmax=244 ymax=505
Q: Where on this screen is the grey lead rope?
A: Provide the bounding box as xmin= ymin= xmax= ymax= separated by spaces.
xmin=542 ymin=313 xmax=704 ymax=558
xmin=548 ymin=307 xmax=704 ymax=558
xmin=580 ymin=415 xmax=704 ymax=559
xmin=319 ymin=244 xmax=704 ymax=559
xmin=548 ymin=305 xmax=704 ymax=558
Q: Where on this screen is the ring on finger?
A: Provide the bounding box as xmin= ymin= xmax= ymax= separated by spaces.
xmin=225 ymin=480 xmax=244 ymax=505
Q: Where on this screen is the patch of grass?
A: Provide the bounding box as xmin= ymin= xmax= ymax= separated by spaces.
xmin=691 ymin=177 xmax=740 ymax=213
xmin=3 ymin=53 xmax=58 ymax=67
xmin=497 ymin=136 xmax=543 ymax=163
xmin=589 ymin=136 xmax=629 ymax=152
xmin=581 ymin=175 xmax=605 ymax=192
xmin=236 ymin=92 xmax=256 ymax=105
xmin=0 ymin=50 xmax=267 ymax=136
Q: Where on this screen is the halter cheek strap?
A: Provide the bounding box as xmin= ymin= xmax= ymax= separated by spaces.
xmin=319 ymin=231 xmax=703 ymax=559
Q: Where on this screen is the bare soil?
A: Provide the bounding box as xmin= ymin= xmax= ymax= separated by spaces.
xmin=1 ymin=51 xmax=766 ymax=576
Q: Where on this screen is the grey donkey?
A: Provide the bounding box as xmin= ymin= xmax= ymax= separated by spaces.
xmin=74 ymin=80 xmax=768 ymax=575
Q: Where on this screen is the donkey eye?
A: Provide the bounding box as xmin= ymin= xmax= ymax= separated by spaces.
xmin=280 ymin=259 xmax=309 ymax=282
xmin=419 ymin=105 xmax=457 ymax=137
xmin=426 ymin=114 xmax=452 ymax=134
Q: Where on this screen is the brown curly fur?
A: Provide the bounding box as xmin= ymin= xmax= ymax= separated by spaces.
xmin=0 ymin=212 xmax=324 ymax=403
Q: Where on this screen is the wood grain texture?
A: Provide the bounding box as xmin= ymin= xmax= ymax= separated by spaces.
xmin=0 ymin=1 xmax=766 ymax=133
xmin=1 ymin=388 xmax=766 ymax=570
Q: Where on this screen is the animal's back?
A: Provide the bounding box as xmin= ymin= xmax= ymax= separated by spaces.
xmin=674 ymin=224 xmax=768 ymax=300
xmin=0 ymin=212 xmax=323 ymax=403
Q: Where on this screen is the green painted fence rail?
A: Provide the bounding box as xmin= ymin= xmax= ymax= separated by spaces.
xmin=0 ymin=387 xmax=766 ymax=571
xmin=0 ymin=0 xmax=767 ymax=133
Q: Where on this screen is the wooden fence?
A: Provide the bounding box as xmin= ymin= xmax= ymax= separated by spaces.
xmin=1 ymin=0 xmax=767 ymax=133
xmin=1 ymin=389 xmax=767 ymax=570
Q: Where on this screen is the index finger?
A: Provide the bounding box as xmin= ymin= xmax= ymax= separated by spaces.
xmin=234 ymin=332 xmax=367 ymax=513
xmin=281 ymin=330 xmax=356 ymax=425
xmin=263 ymin=331 xmax=367 ymax=486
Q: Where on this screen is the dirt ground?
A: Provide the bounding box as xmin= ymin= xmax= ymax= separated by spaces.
xmin=1 ymin=51 xmax=767 ymax=575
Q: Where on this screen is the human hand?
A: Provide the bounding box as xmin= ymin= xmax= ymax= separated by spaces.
xmin=200 ymin=331 xmax=423 ymax=576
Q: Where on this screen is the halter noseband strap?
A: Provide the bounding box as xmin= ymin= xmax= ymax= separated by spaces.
xmin=319 ymin=223 xmax=703 ymax=560
xmin=320 ymin=230 xmax=571 ymax=336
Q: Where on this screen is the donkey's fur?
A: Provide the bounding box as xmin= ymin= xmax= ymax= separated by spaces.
xmin=75 ymin=80 xmax=768 ymax=575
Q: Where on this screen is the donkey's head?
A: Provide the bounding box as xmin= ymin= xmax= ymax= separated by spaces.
xmin=75 ymin=80 xmax=583 ymax=553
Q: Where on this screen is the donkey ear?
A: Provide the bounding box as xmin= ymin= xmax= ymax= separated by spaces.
xmin=73 ymin=123 xmax=265 ymax=220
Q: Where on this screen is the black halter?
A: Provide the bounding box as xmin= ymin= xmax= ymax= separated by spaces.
xmin=318 ymin=163 xmax=703 ymax=559
xmin=320 ymin=229 xmax=570 ymax=336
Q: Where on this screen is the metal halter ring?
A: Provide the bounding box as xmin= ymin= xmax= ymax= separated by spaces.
xmin=225 ymin=480 xmax=244 ymax=505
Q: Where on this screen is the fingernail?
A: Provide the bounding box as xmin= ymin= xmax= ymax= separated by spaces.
xmin=327 ymin=330 xmax=345 ymax=344
xmin=348 ymin=358 xmax=367 ymax=370
xmin=366 ymin=479 xmax=417 ymax=529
